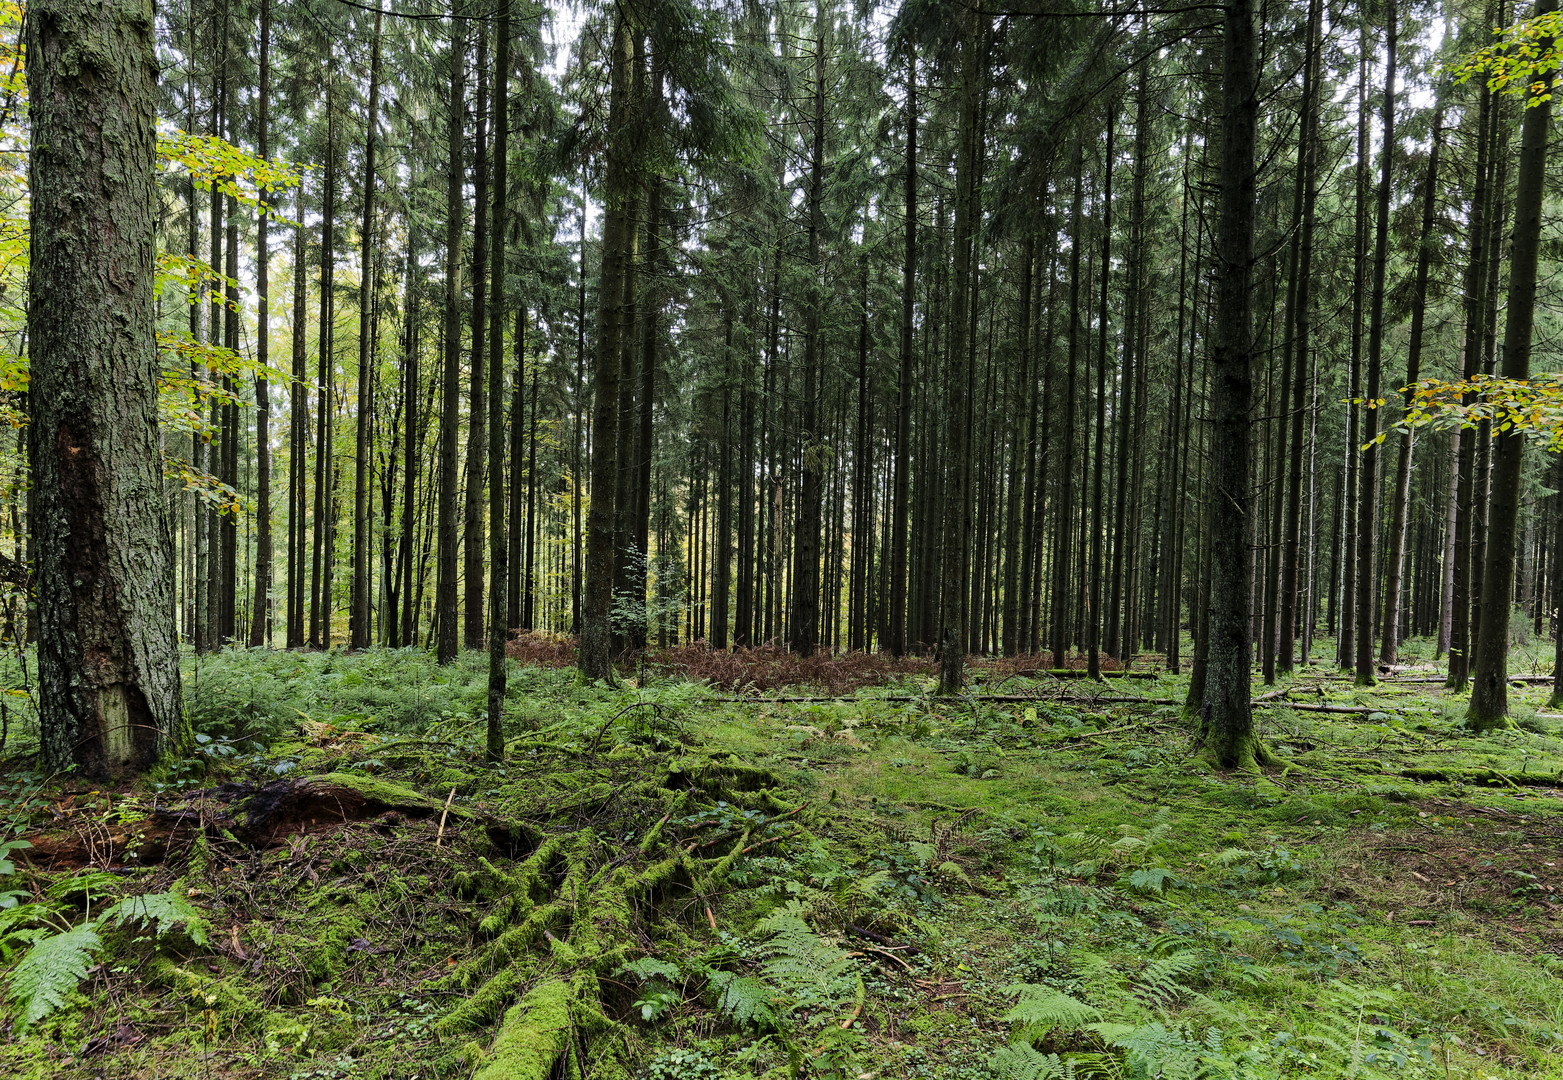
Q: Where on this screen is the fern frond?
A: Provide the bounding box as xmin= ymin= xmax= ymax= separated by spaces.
xmin=705 ymin=970 xmax=781 ymax=1032
xmin=6 ymin=921 xmax=100 ymax=1030
xmin=989 ymin=1042 xmax=1076 ymax=1080
xmin=1131 ymin=949 xmax=1202 ymax=1007
xmin=103 ymin=890 xmax=210 ymax=946
xmin=1002 ymin=984 xmax=1102 ymax=1040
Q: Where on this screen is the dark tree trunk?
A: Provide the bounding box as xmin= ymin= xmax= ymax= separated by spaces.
xmin=939 ymin=10 xmax=982 ymax=693
xmin=1201 ymin=0 xmax=1259 ymax=767
xmin=888 ymin=49 xmax=917 ymax=658
xmin=1380 ymin=103 xmax=1444 ymax=666
xmin=1468 ymin=0 xmax=1556 ymax=729
xmin=287 ymin=182 xmax=308 ymax=649
xmin=463 ymin=20 xmax=490 ymax=651
xmin=1087 ymin=111 xmax=1115 ymax=681
xmin=351 ymin=5 xmax=384 ymax=650
xmin=31 ymin=0 xmax=182 ymax=776
xmin=486 ymin=0 xmax=511 ymax=759
xmin=579 ymin=16 xmax=639 ymax=681
xmin=248 ymin=0 xmax=274 ymax=648
xmin=1354 ymin=0 xmax=1396 ymax=686
xmin=435 ymin=16 xmax=466 ymax=665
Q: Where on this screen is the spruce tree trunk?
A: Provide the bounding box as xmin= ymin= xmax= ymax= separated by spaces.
xmin=435 ymin=15 xmax=466 ymax=665
xmin=287 ymin=183 xmax=308 ymax=649
xmin=1380 ymin=104 xmax=1443 ymax=666
xmin=1447 ymin=67 xmax=1494 ymax=689
xmin=1468 ymin=0 xmax=1556 ymax=729
xmin=1087 ymin=113 xmax=1115 ymax=681
xmin=939 ymin=9 xmax=982 ymax=693
xmin=486 ymin=0 xmax=510 ymax=758
xmin=31 ymin=0 xmax=182 ymax=776
xmin=579 ymin=16 xmax=638 ymax=681
xmin=249 ymin=0 xmax=274 ymax=648
xmin=464 ymin=21 xmax=490 ymax=652
xmin=1279 ymin=0 xmax=1320 ymax=674
xmin=1051 ymin=140 xmax=1085 ymax=668
xmin=351 ymin=5 xmax=383 ymax=650
xmin=1202 ymin=0 xmax=1259 ymax=767
xmin=312 ymin=87 xmax=337 ymax=649
xmin=790 ymin=6 xmax=827 ymax=659
xmin=1338 ymin=34 xmax=1369 ymax=672
xmin=888 ymin=49 xmax=916 ymax=658
xmin=1354 ymin=1 xmax=1396 ymax=686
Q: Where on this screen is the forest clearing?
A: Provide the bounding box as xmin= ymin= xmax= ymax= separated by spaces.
xmin=5 ymin=0 xmax=1563 ymax=1074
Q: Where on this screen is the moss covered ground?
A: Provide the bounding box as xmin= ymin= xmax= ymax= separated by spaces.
xmin=2 ymin=642 xmax=1562 ymax=1078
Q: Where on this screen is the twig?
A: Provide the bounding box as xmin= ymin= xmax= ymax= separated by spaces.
xmin=741 ymin=826 xmax=804 ymax=855
xmin=434 ymin=787 xmax=457 ymax=847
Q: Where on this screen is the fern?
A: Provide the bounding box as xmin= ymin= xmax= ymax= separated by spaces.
xmin=103 ymin=890 xmax=210 ymax=945
xmin=705 ymin=970 xmax=781 ymax=1031
xmin=1129 ymin=948 xmax=1203 ymax=1007
xmin=4 ymin=890 xmax=210 ymax=1030
xmin=1002 ymin=985 xmax=1102 ymax=1041
xmin=989 ymin=1042 xmax=1078 ymax=1080
xmin=7 ymin=921 xmax=100 ymax=1031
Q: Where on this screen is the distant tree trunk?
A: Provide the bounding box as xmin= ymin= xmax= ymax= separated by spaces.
xmin=248 ymin=0 xmax=274 ymax=648
xmin=1468 ymin=0 xmax=1555 ymax=729
xmin=1353 ymin=0 xmax=1396 ymax=686
xmin=888 ymin=49 xmax=917 ymax=658
xmin=1002 ymin=235 xmax=1033 ymax=657
xmin=1201 ymin=0 xmax=1260 ymax=767
xmin=351 ymin=4 xmax=384 ymax=650
xmin=790 ymin=6 xmax=827 ymax=659
xmin=287 ymin=181 xmax=308 ymax=649
xmin=463 ymin=20 xmax=490 ymax=651
xmin=939 ymin=9 xmax=983 ymax=693
xmin=1087 ymin=111 xmax=1115 ymax=681
xmin=1051 ymin=139 xmax=1085 ymax=669
xmin=1550 ymin=453 xmax=1563 ymax=708
xmin=486 ymin=0 xmax=511 ymax=759
xmin=1338 ymin=33 xmax=1368 ymax=673
xmin=30 ymin=0 xmax=183 ymax=776
xmin=508 ymin=307 xmax=525 ymax=630
xmin=1279 ymin=0 xmax=1320 ymax=674
xmin=311 ymin=84 xmax=337 ymax=649
xmin=1380 ymin=102 xmax=1444 ymax=667
xmin=579 ymin=16 xmax=639 ymax=682
xmin=394 ymin=222 xmax=421 ymax=648
xmin=435 ymin=15 xmax=466 ymax=665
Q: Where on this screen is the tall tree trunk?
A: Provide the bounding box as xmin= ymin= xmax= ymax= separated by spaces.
xmin=1279 ymin=0 xmax=1320 ymax=674
xmin=287 ymin=181 xmax=308 ymax=649
xmin=888 ymin=48 xmax=917 ymax=658
xmin=1202 ymin=0 xmax=1260 ymax=767
xmin=939 ymin=9 xmax=982 ymax=692
xmin=435 ymin=15 xmax=466 ymax=664
xmin=486 ymin=0 xmax=511 ymax=759
xmin=1468 ymin=0 xmax=1556 ymax=728
xmin=790 ymin=5 xmax=827 ymax=658
xmin=1051 ymin=139 xmax=1085 ymax=668
xmin=1338 ymin=31 xmax=1369 ymax=672
xmin=1087 ymin=111 xmax=1115 ymax=681
xmin=1380 ymin=103 xmax=1444 ymax=666
xmin=351 ymin=4 xmax=384 ymax=650
xmin=248 ymin=0 xmax=274 ymax=648
xmin=31 ymin=0 xmax=182 ymax=776
xmin=463 ymin=19 xmax=490 ymax=651
xmin=312 ymin=84 xmax=337 ymax=649
xmin=1354 ymin=0 xmax=1396 ymax=686
xmin=579 ymin=16 xmax=639 ymax=681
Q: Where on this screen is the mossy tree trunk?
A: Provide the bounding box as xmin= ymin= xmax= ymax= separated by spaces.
xmin=29 ymin=0 xmax=183 ymax=777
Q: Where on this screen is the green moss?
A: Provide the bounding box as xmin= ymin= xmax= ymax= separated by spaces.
xmin=148 ymin=957 xmax=271 ymax=1037
xmin=470 ymin=979 xmax=574 ymax=1080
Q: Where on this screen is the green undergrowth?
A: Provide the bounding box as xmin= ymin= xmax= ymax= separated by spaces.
xmin=1 ymin=648 xmax=1562 ymax=1078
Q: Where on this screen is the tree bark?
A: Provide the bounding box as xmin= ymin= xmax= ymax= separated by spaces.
xmin=248 ymin=0 xmax=274 ymax=648
xmin=435 ymin=14 xmax=466 ymax=665
xmin=1201 ymin=0 xmax=1259 ymax=767
xmin=30 ymin=0 xmax=183 ymax=777
xmin=351 ymin=4 xmax=384 ymax=650
xmin=1468 ymin=0 xmax=1556 ymax=729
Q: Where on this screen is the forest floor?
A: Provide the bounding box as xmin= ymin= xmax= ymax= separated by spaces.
xmin=2 ymin=641 xmax=1563 ymax=1079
